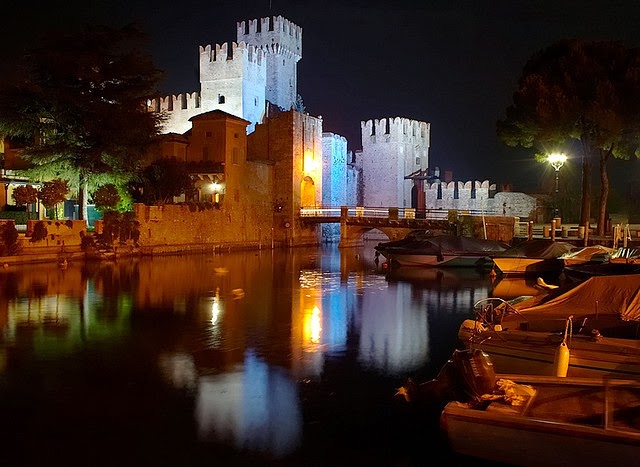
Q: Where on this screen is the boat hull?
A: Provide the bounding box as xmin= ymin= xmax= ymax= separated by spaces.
xmin=492 ymin=257 xmax=565 ymax=275
xmin=458 ymin=325 xmax=640 ymax=378
xmin=384 ymin=253 xmax=493 ymax=268
xmin=442 ymin=377 xmax=640 ymax=466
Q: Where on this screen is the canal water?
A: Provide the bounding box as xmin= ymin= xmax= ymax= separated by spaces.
xmin=0 ymin=242 xmax=513 ymax=466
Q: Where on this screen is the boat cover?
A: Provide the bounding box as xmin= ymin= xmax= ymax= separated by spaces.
xmin=560 ymin=245 xmax=615 ymax=262
xmin=511 ymin=275 xmax=640 ymax=321
xmin=496 ymin=239 xmax=574 ymax=259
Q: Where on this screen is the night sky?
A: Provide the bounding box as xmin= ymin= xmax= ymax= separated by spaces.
xmin=5 ymin=0 xmax=640 ymax=192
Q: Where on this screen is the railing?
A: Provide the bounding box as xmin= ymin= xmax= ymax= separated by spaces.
xmin=299 ymin=206 xmax=498 ymax=220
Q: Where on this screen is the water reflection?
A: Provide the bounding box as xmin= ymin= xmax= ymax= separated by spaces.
xmin=195 ymin=349 xmax=302 ymax=457
xmin=0 ymin=246 xmax=495 ymax=463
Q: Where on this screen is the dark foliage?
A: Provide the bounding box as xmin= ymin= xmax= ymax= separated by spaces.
xmin=30 ymin=221 xmax=48 ymax=242
xmin=0 ymin=223 xmax=20 ymax=255
xmin=0 ymin=24 xmax=164 ymax=220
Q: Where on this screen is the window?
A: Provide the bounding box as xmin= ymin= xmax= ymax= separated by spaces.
xmin=234 ymin=133 xmax=239 ymax=139
xmin=218 ymin=95 xmax=225 ymax=104
xmin=415 ymin=157 xmax=421 ymax=165
xmin=206 ymin=131 xmax=212 ymax=138
xmin=232 ymin=147 xmax=239 ymax=164
xmin=203 ymin=147 xmax=209 ymax=161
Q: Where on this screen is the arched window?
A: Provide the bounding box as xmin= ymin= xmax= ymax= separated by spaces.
xmin=218 ymin=95 xmax=225 ymax=104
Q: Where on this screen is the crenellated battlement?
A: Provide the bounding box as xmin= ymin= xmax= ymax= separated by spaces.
xmin=361 ymin=117 xmax=430 ymax=143
xmin=199 ymin=41 xmax=264 ymax=66
xmin=237 ymin=15 xmax=302 ymax=61
xmin=426 ymin=180 xmax=494 ymax=191
xmin=424 ymin=180 xmax=498 ymax=212
xmin=148 ymin=91 xmax=201 ymax=113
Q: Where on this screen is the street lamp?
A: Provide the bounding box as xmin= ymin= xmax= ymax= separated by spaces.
xmin=548 ymin=153 xmax=567 ymax=217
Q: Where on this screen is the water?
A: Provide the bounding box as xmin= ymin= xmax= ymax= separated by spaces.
xmin=0 ymin=242 xmax=499 ymax=466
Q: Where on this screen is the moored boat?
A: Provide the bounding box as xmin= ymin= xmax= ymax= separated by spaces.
xmin=397 ymin=348 xmax=640 ymax=466
xmin=441 ymin=373 xmax=640 ymax=466
xmin=491 ymin=238 xmax=574 ymax=276
xmin=375 ymin=233 xmax=509 ymax=268
xmin=458 ymin=275 xmax=640 ymax=377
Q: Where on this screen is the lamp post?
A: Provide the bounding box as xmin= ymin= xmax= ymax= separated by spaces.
xmin=548 ymin=153 xmax=567 ymax=218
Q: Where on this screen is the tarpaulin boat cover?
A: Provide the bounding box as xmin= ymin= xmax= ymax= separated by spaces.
xmin=376 ymin=235 xmax=509 ymax=255
xmin=497 ymin=239 xmax=575 ymax=259
xmin=560 ymin=245 xmax=615 ymax=262
xmin=512 ymin=275 xmax=640 ymax=321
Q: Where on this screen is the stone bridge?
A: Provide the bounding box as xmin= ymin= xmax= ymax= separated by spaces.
xmin=300 ymin=206 xmax=518 ymax=248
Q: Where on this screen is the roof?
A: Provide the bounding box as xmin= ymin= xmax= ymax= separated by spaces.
xmin=189 ymin=109 xmax=250 ymax=125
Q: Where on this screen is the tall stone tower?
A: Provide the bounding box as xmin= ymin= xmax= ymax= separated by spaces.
xmin=199 ymin=42 xmax=267 ymax=133
xmin=359 ymin=117 xmax=430 ymax=208
xmin=237 ymin=16 xmax=302 ymax=112
xmin=152 ymin=15 xmax=302 ymax=135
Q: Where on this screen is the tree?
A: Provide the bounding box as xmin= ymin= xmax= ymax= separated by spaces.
xmin=139 ymin=157 xmax=194 ymax=204
xmin=92 ymin=184 xmax=122 ymax=213
xmin=497 ymin=39 xmax=640 ymax=234
xmin=38 ymin=179 xmax=69 ymax=219
xmin=11 ymin=185 xmax=38 ymax=220
xmin=0 ymin=24 xmax=164 ymax=221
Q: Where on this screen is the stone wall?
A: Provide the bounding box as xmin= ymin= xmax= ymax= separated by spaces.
xmin=25 ymin=219 xmax=87 ymax=247
xmin=133 ymin=203 xmax=272 ymax=248
xmin=423 ymin=180 xmax=536 ymax=219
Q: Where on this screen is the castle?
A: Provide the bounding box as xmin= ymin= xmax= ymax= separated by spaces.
xmin=147 ymin=15 xmax=444 ymax=238
xmin=1 ymin=14 xmax=535 ymax=246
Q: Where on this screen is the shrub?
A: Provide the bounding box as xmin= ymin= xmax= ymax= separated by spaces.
xmin=0 ymin=210 xmax=28 ymax=224
xmin=92 ymin=184 xmax=121 ymax=213
xmin=1 ymin=223 xmax=20 ymax=255
xmin=30 ymin=221 xmax=48 ymax=242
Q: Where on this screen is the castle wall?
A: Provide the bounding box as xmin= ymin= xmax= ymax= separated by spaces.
xmin=423 ymin=180 xmax=536 ymax=218
xmin=247 ymin=110 xmax=322 ymax=245
xmin=360 ymin=118 xmax=430 ymax=208
xmin=148 ymin=92 xmax=201 ymax=135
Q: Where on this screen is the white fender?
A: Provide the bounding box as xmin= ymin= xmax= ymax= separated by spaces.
xmin=554 ymin=341 xmax=570 ymax=377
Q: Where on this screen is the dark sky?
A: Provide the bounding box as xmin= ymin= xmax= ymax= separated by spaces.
xmin=5 ymin=0 xmax=640 ymax=191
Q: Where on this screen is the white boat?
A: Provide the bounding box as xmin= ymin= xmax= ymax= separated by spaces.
xmin=458 ymin=275 xmax=640 ymax=377
xmin=441 ymin=373 xmax=640 ymax=466
xmin=375 ymin=233 xmax=509 ymax=268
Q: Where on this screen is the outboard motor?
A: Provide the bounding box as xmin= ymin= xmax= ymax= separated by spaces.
xmin=396 ymin=349 xmax=496 ymax=407
xmin=450 ymin=348 xmax=496 ymax=405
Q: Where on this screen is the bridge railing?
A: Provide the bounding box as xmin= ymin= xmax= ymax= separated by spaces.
xmin=299 ymin=206 xmax=498 ymax=220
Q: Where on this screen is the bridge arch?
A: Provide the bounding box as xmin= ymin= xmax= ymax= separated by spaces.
xmin=339 ymin=225 xmax=423 ymax=248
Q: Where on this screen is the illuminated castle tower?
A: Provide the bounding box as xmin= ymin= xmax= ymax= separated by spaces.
xmin=150 ymin=15 xmax=302 ymax=135
xmin=359 ymin=117 xmax=430 ymax=208
xmin=237 ymin=16 xmax=302 ymax=112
